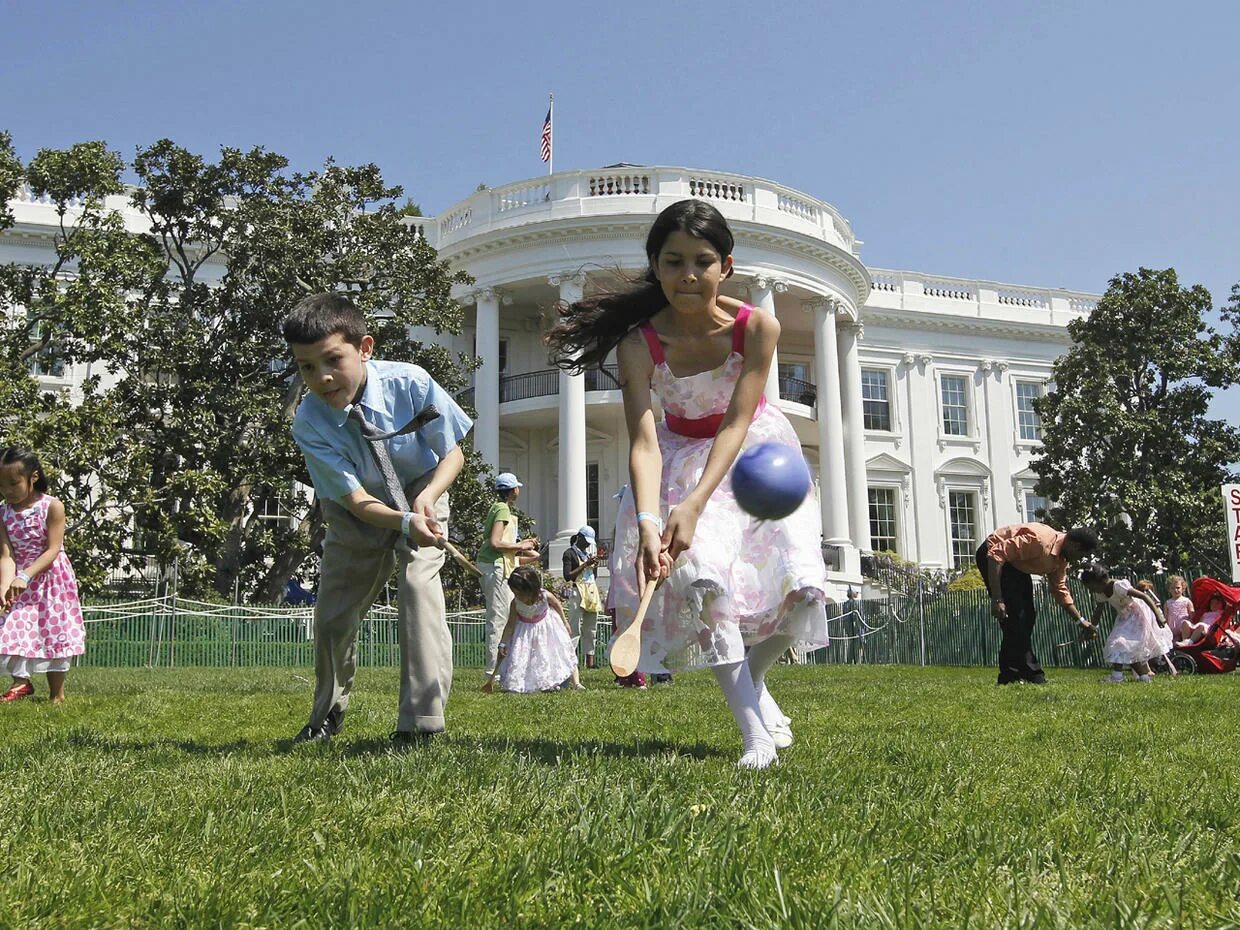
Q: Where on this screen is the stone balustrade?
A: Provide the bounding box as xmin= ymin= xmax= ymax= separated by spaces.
xmin=865 ymin=268 xmax=1098 ymax=319
xmin=422 ymin=167 xmax=861 ymax=256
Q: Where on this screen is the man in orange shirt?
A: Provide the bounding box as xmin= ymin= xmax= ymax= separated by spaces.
xmin=975 ymin=523 xmax=1099 ymax=684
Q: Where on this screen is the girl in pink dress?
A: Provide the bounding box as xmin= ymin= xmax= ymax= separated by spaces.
xmin=546 ymin=200 xmax=832 ymax=769
xmin=1163 ymin=575 xmax=1196 ymax=638
xmin=0 ymin=448 xmax=85 ymax=704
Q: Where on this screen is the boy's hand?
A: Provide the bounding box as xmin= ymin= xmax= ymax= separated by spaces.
xmin=406 ymin=513 xmax=444 ymax=547
xmin=410 ymin=491 xmax=438 ymax=522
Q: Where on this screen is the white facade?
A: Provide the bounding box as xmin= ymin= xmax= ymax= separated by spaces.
xmin=425 ymin=167 xmax=1096 ymax=585
xmin=3 ymin=167 xmax=1098 ymax=587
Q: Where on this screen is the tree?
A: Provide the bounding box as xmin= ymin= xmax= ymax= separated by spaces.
xmin=0 ymin=134 xmax=489 ymax=601
xmin=1032 ymin=268 xmax=1240 ymax=572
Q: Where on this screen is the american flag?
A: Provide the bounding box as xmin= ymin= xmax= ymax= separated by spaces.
xmin=540 ymin=108 xmax=552 ymax=163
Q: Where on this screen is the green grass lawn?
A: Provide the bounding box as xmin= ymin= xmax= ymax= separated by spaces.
xmin=1 ymin=665 xmax=1238 ymax=929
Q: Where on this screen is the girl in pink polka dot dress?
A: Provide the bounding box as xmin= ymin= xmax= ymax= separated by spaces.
xmin=0 ymin=447 xmax=85 ymax=704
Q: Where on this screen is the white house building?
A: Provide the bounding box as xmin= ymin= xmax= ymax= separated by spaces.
xmin=421 ymin=166 xmax=1096 ymax=589
xmin=3 ymin=165 xmax=1098 ymax=592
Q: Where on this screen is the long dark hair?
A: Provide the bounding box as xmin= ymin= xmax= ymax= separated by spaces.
xmin=0 ymin=447 xmax=49 ymax=493
xmin=544 ymin=199 xmax=735 ymax=371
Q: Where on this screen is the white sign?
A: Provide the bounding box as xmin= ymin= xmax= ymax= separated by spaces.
xmin=1225 ymin=484 xmax=1240 ymax=583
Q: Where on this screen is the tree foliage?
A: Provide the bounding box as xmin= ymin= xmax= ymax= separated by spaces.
xmin=1032 ymin=268 xmax=1240 ymax=573
xmin=0 ymin=133 xmax=488 ymax=601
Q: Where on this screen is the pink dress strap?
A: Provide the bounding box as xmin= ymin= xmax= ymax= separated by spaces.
xmin=639 ymin=321 xmax=665 ymax=365
xmin=732 ymin=304 xmax=753 ymax=355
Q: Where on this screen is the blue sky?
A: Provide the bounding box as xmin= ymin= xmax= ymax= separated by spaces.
xmin=5 ymin=0 xmax=1238 ymax=419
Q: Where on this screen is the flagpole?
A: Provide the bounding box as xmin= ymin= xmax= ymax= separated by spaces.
xmin=548 ymin=93 xmax=554 ymax=176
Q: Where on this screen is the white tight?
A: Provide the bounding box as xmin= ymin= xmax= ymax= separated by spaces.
xmin=712 ymin=659 xmax=776 ymax=767
xmin=746 ymin=632 xmax=795 ymax=728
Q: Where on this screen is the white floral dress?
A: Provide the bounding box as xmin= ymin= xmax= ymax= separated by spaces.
xmin=1097 ymin=579 xmax=1173 ymax=664
xmin=610 ymin=305 xmax=833 ymax=672
xmin=499 ymin=593 xmax=577 ymax=693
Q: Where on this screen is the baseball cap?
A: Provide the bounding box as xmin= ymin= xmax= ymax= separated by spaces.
xmin=578 ymin=525 xmax=596 ymax=539
xmin=495 ymin=472 xmax=523 ymax=490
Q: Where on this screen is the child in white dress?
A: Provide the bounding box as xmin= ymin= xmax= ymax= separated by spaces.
xmin=1081 ymin=564 xmax=1171 ymax=682
xmin=483 ymin=566 xmax=583 ymax=694
xmin=545 ymin=200 xmax=831 ymax=768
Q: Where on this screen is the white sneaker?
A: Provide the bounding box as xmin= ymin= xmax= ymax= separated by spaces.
xmin=767 ymin=721 xmax=794 ymax=750
xmin=1135 ymin=674 xmax=1154 ymax=683
xmin=1105 ymin=671 xmax=1125 ymax=683
xmin=738 ymin=747 xmax=779 ymax=769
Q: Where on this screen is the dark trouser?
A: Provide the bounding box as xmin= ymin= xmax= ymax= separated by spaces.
xmin=975 ymin=544 xmax=1046 ymax=684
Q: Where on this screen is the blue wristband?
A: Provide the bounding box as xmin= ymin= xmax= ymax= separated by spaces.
xmin=636 ymin=511 xmax=663 ymax=532
xmin=401 ymin=511 xmax=414 ymax=538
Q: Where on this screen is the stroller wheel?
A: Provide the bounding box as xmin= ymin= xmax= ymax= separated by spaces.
xmin=1170 ymin=652 xmax=1197 ymax=675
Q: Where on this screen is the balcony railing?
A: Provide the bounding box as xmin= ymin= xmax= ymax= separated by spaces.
xmin=456 ymin=364 xmax=621 ymax=408
xmin=459 ymin=366 xmax=816 ymax=412
xmin=778 ymin=376 xmax=816 ymax=407
xmin=425 ymin=167 xmax=859 ymax=256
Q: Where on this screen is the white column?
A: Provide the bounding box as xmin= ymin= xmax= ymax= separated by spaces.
xmin=810 ymin=299 xmax=850 ymax=552
xmin=980 ymin=360 xmax=1013 ymax=526
xmin=838 ymin=317 xmax=870 ymax=555
xmin=551 ymin=274 xmax=587 ymax=569
xmin=749 ymin=275 xmax=783 ymax=402
xmin=473 ymin=288 xmax=501 ymax=470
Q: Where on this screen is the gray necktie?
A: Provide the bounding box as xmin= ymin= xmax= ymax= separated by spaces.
xmin=347 ymin=403 xmax=442 ymax=512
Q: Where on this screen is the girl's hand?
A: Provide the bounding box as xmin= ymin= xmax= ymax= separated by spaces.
xmin=8 ymin=574 xmax=28 ymax=603
xmin=481 ymin=679 xmax=494 ymax=693
xmin=635 ymin=524 xmax=669 ymax=592
xmin=663 ymin=499 xmax=703 ymax=563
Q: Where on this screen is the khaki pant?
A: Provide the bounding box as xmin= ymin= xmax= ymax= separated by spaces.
xmin=308 ymin=479 xmax=452 ymax=734
xmin=480 ymin=561 xmax=513 ymax=674
xmin=567 ymin=598 xmax=598 ymax=660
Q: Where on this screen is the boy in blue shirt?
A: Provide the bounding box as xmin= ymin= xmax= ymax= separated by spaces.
xmin=283 ymin=293 xmax=473 ymax=745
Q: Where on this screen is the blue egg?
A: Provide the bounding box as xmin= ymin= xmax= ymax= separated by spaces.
xmin=731 ymin=442 xmax=812 ymax=520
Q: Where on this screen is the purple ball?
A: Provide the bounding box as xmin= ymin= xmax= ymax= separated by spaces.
xmin=731 ymin=442 xmax=812 ymax=520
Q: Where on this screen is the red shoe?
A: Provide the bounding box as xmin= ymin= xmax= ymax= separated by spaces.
xmin=1 ymin=682 xmax=34 ymax=702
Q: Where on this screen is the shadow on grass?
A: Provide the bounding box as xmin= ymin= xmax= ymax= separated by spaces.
xmin=337 ymin=733 xmax=725 ymax=763
xmin=65 ymin=730 xmax=253 ymax=755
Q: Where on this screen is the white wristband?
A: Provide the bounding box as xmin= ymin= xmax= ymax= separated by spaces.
xmin=15 ymin=571 xmax=30 ymax=584
xmin=400 ymin=512 xmax=414 ymax=538
xmin=636 ymin=511 xmax=663 ymax=532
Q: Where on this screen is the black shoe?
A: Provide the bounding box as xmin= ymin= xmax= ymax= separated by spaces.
xmin=293 ymin=723 xmax=332 ymax=744
xmin=389 ymin=730 xmax=436 ymax=748
xmin=325 ymin=706 xmax=344 ymax=736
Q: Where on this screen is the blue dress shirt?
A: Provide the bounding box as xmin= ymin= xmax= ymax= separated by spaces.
xmin=292 ymin=359 xmax=473 ymax=503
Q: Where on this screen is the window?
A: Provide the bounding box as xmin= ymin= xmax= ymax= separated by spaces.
xmin=778 ymin=361 xmax=816 ymax=405
xmin=868 ymin=487 xmax=898 ymax=554
xmin=940 ymin=374 xmax=969 ymax=436
xmin=256 ymin=496 xmax=289 ymax=522
xmin=861 ymin=368 xmax=892 ymax=431
xmin=1024 ymin=492 xmax=1049 ymax=522
xmin=948 ymin=491 xmax=977 ymax=568
xmin=1015 ymin=381 xmax=1044 ymax=441
xmin=586 ymin=462 xmax=600 ymax=537
xmin=498 ymin=339 xmax=509 ymax=374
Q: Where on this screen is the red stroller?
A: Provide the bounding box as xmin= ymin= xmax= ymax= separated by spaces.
xmin=1167 ymin=577 xmax=1240 ymax=675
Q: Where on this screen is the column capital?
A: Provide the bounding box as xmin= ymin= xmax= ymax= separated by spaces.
xmin=467 ymin=286 xmax=511 ymax=305
xmin=840 ymin=319 xmax=865 ymax=340
xmin=548 ymin=271 xmax=586 ymax=289
xmin=750 ymin=274 xmax=789 ymax=293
